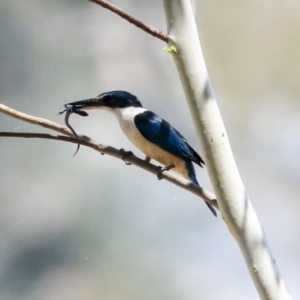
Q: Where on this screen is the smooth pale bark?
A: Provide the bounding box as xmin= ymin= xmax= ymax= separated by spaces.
xmin=163 ymin=1 xmax=292 ymax=299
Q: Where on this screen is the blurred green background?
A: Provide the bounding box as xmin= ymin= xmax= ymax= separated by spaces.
xmin=0 ymin=0 xmax=299 ymax=299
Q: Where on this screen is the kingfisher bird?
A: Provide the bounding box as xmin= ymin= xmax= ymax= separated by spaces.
xmin=63 ymin=91 xmax=216 ymax=216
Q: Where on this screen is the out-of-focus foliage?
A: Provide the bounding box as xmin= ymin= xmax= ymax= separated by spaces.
xmin=0 ymin=1 xmax=299 ymax=299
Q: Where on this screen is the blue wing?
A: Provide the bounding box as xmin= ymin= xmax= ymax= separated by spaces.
xmin=134 ymin=111 xmax=204 ymax=167
xmin=135 ymin=111 xmax=217 ymax=217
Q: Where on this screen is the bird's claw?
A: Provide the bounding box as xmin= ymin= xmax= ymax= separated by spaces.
xmin=144 ymin=156 xmax=151 ymax=163
xmin=157 ymin=164 xmax=175 ymax=180
xmin=119 ymin=148 xmax=133 ymax=165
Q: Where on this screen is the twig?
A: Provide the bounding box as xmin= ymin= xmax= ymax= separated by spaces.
xmin=0 ymin=104 xmax=218 ymax=210
xmin=88 ymin=0 xmax=169 ymax=43
xmin=0 ymin=104 xmax=70 ymax=136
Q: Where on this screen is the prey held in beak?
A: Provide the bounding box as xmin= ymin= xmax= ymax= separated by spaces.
xmin=58 ymin=100 xmax=91 ymax=157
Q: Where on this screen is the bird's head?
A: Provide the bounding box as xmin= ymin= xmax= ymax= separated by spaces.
xmin=64 ymin=91 xmax=142 ymax=112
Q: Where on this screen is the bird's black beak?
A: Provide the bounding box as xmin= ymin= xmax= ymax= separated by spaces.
xmin=65 ymin=97 xmax=103 ymax=110
xmin=59 ymin=95 xmax=109 ymax=117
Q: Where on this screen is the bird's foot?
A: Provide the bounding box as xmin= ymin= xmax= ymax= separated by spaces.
xmin=119 ymin=148 xmax=133 ymax=165
xmin=144 ymin=156 xmax=151 ymax=163
xmin=157 ymin=164 xmax=175 ymax=180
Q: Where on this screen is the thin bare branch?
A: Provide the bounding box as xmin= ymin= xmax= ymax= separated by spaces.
xmin=0 ymin=104 xmax=70 ymax=136
xmin=0 ymin=105 xmax=218 ymax=211
xmin=88 ymin=0 xmax=169 ymax=43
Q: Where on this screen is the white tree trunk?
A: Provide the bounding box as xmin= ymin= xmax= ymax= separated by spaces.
xmin=163 ymin=1 xmax=292 ymax=299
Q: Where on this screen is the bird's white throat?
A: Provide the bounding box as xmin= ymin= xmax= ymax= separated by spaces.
xmin=114 ymin=106 xmax=147 ymax=120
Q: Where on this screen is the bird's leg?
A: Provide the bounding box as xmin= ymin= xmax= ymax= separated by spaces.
xmin=144 ymin=156 xmax=151 ymax=163
xmin=119 ymin=148 xmax=133 ymax=165
xmin=157 ymin=164 xmax=175 ymax=180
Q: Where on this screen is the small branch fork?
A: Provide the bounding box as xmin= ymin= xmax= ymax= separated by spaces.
xmin=88 ymin=0 xmax=169 ymax=43
xmin=0 ymin=104 xmax=218 ymax=211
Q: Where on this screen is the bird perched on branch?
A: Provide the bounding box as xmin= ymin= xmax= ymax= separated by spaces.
xmin=62 ymin=91 xmax=216 ymax=216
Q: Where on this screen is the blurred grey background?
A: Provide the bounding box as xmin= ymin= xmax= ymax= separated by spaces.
xmin=0 ymin=0 xmax=299 ymax=299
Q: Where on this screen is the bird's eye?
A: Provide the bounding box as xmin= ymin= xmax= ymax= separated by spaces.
xmin=102 ymin=94 xmax=113 ymax=103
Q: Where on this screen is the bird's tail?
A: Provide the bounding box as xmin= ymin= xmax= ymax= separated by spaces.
xmin=204 ymin=199 xmax=217 ymax=217
xmin=186 ymin=162 xmax=217 ymax=217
